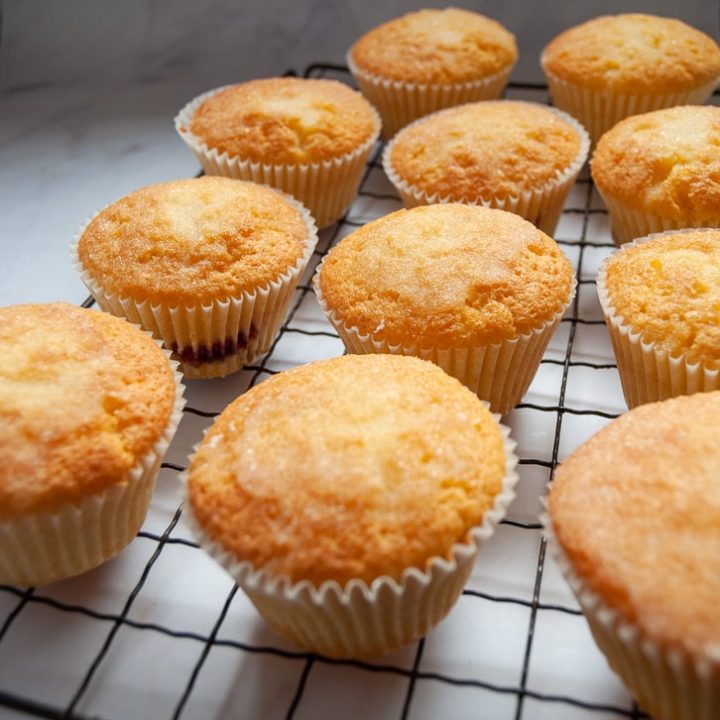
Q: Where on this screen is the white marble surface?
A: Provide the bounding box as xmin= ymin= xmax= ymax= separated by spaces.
xmin=0 ymin=3 xmax=718 ymax=719
xmin=1 ymin=81 xmax=200 ymax=306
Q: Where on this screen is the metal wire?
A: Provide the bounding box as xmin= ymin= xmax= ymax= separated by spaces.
xmin=0 ymin=64 xmax=653 ymax=720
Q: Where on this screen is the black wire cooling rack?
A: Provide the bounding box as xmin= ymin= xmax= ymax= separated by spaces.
xmin=0 ymin=63 xmax=678 ymax=720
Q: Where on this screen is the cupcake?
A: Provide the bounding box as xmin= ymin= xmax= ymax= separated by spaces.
xmin=0 ymin=303 xmax=184 ymax=586
xmin=546 ymin=391 xmax=720 ymax=720
xmin=314 ymin=204 xmax=575 ymax=414
xmin=542 ymin=14 xmax=720 ymax=146
xmin=175 ymin=77 xmax=381 ymax=227
xmin=74 ymin=176 xmax=318 ymax=380
xmin=348 ymin=8 xmax=517 ymax=139
xmin=597 ymin=228 xmax=720 ymax=408
xmin=592 ymin=105 xmax=720 ymax=244
xmin=383 ymin=100 xmax=589 ymax=234
xmin=184 ymin=353 xmax=518 ymax=658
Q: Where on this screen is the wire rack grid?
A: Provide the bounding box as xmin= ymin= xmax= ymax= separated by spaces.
xmin=0 ymin=63 xmax=674 ymax=720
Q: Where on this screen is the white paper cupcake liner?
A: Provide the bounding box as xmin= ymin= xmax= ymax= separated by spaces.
xmin=314 ymin=266 xmax=575 ymax=415
xmin=595 ymin=191 xmax=720 ymax=246
xmin=73 ymin=194 xmax=318 ymax=380
xmin=543 ymin=513 xmax=720 ymax=720
xmin=181 ymin=422 xmax=518 ymax=659
xmin=347 ymin=49 xmax=514 ymax=139
xmin=596 ymin=230 xmax=720 ymax=408
xmin=174 ymin=85 xmax=381 ymax=228
xmin=382 ymin=104 xmax=590 ymax=235
xmin=542 ymin=63 xmax=719 ymax=147
xmin=0 ymin=347 xmax=185 ymax=587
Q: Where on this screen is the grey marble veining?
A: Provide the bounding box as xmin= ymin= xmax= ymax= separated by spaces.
xmin=2 ymin=0 xmax=718 ymax=90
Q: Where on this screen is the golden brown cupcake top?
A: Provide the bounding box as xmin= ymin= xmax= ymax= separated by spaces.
xmin=542 ymin=14 xmax=720 ymax=94
xmin=187 ymin=354 xmax=507 ymax=586
xmin=603 ymin=229 xmax=720 ymax=366
xmin=388 ymin=101 xmax=582 ymax=201
xmin=350 ymin=8 xmax=517 ymax=84
xmin=317 ymin=204 xmax=574 ymax=347
xmin=549 ymin=391 xmax=720 ymax=660
xmin=592 ymin=106 xmax=720 ymax=224
xmin=0 ymin=303 xmax=176 ymax=520
xmin=188 ymin=77 xmax=379 ymax=164
xmin=77 ymin=177 xmax=310 ymax=306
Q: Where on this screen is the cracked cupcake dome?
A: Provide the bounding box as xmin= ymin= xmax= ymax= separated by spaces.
xmin=348 ymin=8 xmax=517 ymax=138
xmin=0 ymin=302 xmax=183 ymax=586
xmin=314 ymin=204 xmax=575 ymax=414
xmin=592 ymin=105 xmax=720 ymax=244
xmin=383 ymin=100 xmax=589 ymax=235
xmin=175 ymin=77 xmax=381 ymax=228
xmin=596 ymin=228 xmax=720 ymax=407
xmin=184 ymin=353 xmax=518 ymax=657
xmin=74 ymin=176 xmax=318 ymax=379
xmin=547 ymin=391 xmax=720 ymax=720
xmin=542 ymin=14 xmax=720 ymax=145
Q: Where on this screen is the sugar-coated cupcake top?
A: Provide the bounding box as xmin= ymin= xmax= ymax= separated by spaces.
xmin=187 ymin=354 xmax=507 ymax=586
xmin=387 ymin=101 xmax=583 ymax=201
xmin=0 ymin=303 xmax=176 ymax=520
xmin=542 ymin=14 xmax=720 ymax=94
xmin=188 ymin=77 xmax=379 ymax=164
xmin=592 ymin=106 xmax=720 ymax=223
xmin=350 ymin=8 xmax=517 ymax=84
xmin=603 ymin=229 xmax=720 ymax=366
xmin=78 ymin=177 xmax=310 ymax=305
xmin=317 ymin=204 xmax=574 ymax=347
xmin=549 ymin=391 xmax=720 ymax=660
